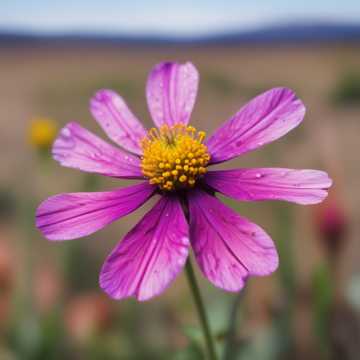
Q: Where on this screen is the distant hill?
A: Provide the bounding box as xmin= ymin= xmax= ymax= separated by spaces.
xmin=205 ymin=23 xmax=360 ymax=44
xmin=1 ymin=22 xmax=360 ymax=46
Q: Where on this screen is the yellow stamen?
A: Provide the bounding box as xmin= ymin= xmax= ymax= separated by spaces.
xmin=140 ymin=124 xmax=210 ymax=191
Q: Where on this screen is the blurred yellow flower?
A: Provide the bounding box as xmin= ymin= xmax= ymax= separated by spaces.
xmin=30 ymin=118 xmax=58 ymax=150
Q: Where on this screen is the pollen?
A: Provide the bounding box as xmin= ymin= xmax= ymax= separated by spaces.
xmin=140 ymin=124 xmax=211 ymax=191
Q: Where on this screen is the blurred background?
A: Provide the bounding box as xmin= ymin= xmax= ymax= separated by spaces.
xmin=1 ymin=1 xmax=360 ymax=359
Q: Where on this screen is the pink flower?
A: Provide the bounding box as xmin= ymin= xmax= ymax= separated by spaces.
xmin=314 ymin=192 xmax=347 ymax=257
xmin=36 ymin=62 xmax=332 ymax=301
xmin=34 ymin=263 xmax=64 ymax=314
xmin=64 ymin=293 xmax=113 ymax=344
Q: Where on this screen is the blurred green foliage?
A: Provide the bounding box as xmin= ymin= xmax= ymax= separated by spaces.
xmin=312 ymin=263 xmax=333 ymax=357
xmin=0 ymin=188 xmax=16 ymax=221
xmin=331 ymin=71 xmax=360 ymax=106
xmin=202 ymin=71 xmax=240 ymax=97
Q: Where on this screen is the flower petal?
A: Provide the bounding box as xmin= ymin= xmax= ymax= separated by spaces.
xmin=100 ymin=196 xmax=189 ymax=301
xmin=90 ymin=89 xmax=146 ymax=155
xmin=146 ymin=62 xmax=199 ymax=127
xmin=53 ymin=122 xmax=143 ymax=178
xmin=188 ymin=189 xmax=278 ymax=292
xmin=36 ymin=182 xmax=155 ymax=241
xmin=206 ymin=88 xmax=305 ymax=164
xmin=205 ymin=168 xmax=332 ymax=205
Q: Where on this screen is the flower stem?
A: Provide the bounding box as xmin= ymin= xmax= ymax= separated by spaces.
xmin=185 ymin=258 xmax=218 ymax=360
xmin=223 ymin=291 xmax=244 ymax=360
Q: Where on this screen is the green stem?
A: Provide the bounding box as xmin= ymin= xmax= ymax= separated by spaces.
xmin=223 ymin=291 xmax=244 ymax=360
xmin=185 ymin=259 xmax=218 ymax=360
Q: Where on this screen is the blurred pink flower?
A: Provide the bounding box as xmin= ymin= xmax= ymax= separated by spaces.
xmin=34 ymin=263 xmax=64 ymax=314
xmin=314 ymin=193 xmax=347 ymax=257
xmin=0 ymin=240 xmax=15 ymax=329
xmin=36 ymin=62 xmax=332 ymax=301
xmin=64 ymin=293 xmax=113 ymax=344
xmin=0 ymin=244 xmax=13 ymax=293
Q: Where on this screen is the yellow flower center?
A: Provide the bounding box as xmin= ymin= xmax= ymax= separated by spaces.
xmin=141 ymin=124 xmax=211 ymax=191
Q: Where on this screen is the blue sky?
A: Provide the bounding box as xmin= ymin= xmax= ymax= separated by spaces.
xmin=1 ymin=0 xmax=360 ymax=36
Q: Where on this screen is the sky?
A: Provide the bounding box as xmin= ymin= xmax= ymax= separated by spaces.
xmin=1 ymin=0 xmax=360 ymax=36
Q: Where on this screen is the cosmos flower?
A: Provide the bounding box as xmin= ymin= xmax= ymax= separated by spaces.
xmin=36 ymin=62 xmax=332 ymax=301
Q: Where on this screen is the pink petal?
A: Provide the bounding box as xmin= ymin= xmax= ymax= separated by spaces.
xmin=188 ymin=189 xmax=278 ymax=292
xmin=36 ymin=182 xmax=155 ymax=241
xmin=205 ymin=168 xmax=332 ymax=205
xmin=100 ymin=196 xmax=189 ymax=301
xmin=53 ymin=122 xmax=143 ymax=178
xmin=90 ymin=89 xmax=147 ymax=155
xmin=146 ymin=62 xmax=199 ymax=128
xmin=206 ymin=88 xmax=305 ymax=164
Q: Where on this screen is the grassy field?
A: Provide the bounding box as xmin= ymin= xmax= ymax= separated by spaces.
xmin=0 ymin=43 xmax=359 ymax=359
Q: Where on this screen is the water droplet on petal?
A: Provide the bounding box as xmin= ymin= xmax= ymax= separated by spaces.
xmin=61 ymin=127 xmax=71 ymax=138
xmin=182 ymin=237 xmax=189 ymax=245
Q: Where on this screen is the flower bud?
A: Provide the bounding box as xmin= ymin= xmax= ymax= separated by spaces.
xmin=314 ymin=194 xmax=347 ymax=258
